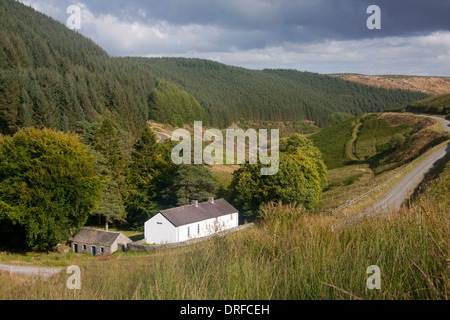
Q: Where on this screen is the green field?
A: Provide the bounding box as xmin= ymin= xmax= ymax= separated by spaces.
xmin=308 ymin=117 xmax=359 ymax=169
xmin=353 ymin=114 xmax=411 ymax=160
xmin=309 ymin=113 xmax=449 ymax=173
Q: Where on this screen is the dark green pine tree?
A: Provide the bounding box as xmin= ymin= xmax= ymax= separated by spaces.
xmin=94 ymin=119 xmax=127 ymax=182
xmin=0 ymin=70 xmax=20 ymax=135
xmin=162 ymin=164 xmax=220 ymax=206
xmin=93 ymin=119 xmax=127 ymax=229
xmin=95 ymin=179 xmax=124 ymax=231
xmin=125 ymin=127 xmax=161 ymax=229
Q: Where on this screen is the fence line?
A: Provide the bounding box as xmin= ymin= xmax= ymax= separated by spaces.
xmin=331 ymin=185 xmax=381 ymax=214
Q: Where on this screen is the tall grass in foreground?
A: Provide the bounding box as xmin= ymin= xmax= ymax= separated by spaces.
xmin=0 ymin=198 xmax=447 ymax=300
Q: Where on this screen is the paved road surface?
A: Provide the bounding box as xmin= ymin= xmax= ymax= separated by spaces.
xmin=363 ymin=144 xmax=449 ymax=215
xmin=356 ymin=114 xmax=450 ymax=218
xmin=155 ymin=132 xmax=169 ymax=143
xmin=155 ymin=132 xmax=166 ymax=143
xmin=334 ymin=114 xmax=449 ymax=229
xmin=0 ymin=263 xmax=63 ymax=278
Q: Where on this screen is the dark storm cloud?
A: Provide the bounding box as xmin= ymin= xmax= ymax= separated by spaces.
xmin=79 ymin=0 xmax=450 ymax=44
xmin=29 ymin=1 xmax=449 ymax=40
xmin=21 ymin=0 xmax=450 ymax=49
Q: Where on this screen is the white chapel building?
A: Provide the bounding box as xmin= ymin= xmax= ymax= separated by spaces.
xmin=144 ymin=198 xmax=239 ymax=244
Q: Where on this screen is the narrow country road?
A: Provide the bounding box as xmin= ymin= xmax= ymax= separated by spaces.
xmin=355 ymin=114 xmax=450 ymax=219
xmin=155 ymin=132 xmax=170 ymax=144
xmin=0 ymin=263 xmax=63 ymax=278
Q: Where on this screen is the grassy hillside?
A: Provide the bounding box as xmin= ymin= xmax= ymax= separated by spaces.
xmin=353 ymin=114 xmax=411 ymax=159
xmin=426 ymin=159 xmax=450 ymax=206
xmin=409 ymin=141 xmax=450 ymax=209
xmin=2 ymin=153 xmax=448 ymax=300
xmin=309 ymin=113 xmax=449 ymax=172
xmin=405 ymin=93 xmax=450 ymax=116
xmin=308 ymin=117 xmax=359 ymax=169
xmin=1 ymin=195 xmax=447 ymax=300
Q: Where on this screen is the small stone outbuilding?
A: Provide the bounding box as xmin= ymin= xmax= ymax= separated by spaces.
xmin=72 ymin=228 xmax=132 ymax=256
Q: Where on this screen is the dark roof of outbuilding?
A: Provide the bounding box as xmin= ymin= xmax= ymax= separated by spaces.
xmin=159 ymin=198 xmax=238 ymax=227
xmin=72 ymin=228 xmax=131 ymax=247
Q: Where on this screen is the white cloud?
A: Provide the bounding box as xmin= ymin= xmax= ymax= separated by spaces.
xmin=19 ymin=0 xmax=57 ymax=13
xmin=70 ymin=5 xmax=224 ymax=55
xmin=177 ymin=31 xmax=450 ymax=76
xmin=73 ymin=4 xmax=450 ymax=76
xmin=16 ymin=0 xmax=450 ymax=76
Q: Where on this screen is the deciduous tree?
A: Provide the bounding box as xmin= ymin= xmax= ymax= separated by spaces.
xmin=0 ymin=127 xmax=102 ymax=250
xmin=231 ymin=135 xmax=327 ymax=217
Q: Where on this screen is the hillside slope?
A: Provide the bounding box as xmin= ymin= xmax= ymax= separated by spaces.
xmin=0 ymin=0 xmax=429 ymax=136
xmin=405 ymin=93 xmax=450 ymax=116
xmin=0 ymin=0 xmax=158 ymax=135
xmin=331 ymin=74 xmax=450 ymax=96
xmin=130 ymin=57 xmax=429 ymax=127
xmin=309 ymin=113 xmax=449 ymax=171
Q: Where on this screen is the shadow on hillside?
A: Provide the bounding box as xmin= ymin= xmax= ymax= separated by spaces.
xmin=407 ymin=143 xmax=450 ymax=206
xmin=344 ymin=136 xmax=450 ymax=176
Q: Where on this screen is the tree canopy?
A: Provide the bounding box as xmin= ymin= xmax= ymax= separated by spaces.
xmin=148 ymin=79 xmax=206 ymax=127
xmin=92 ymin=119 xmax=127 ymax=230
xmin=161 ymin=164 xmax=220 ymax=207
xmin=230 ymin=134 xmax=327 ymax=217
xmin=125 ymin=127 xmax=165 ymax=229
xmin=0 ymin=127 xmax=102 ymax=250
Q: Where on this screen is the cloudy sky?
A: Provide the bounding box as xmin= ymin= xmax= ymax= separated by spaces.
xmin=18 ymin=0 xmax=450 ymax=75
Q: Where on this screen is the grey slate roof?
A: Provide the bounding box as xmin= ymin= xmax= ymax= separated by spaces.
xmin=72 ymin=228 xmax=131 ymax=247
xmin=160 ymin=198 xmax=238 ymax=227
